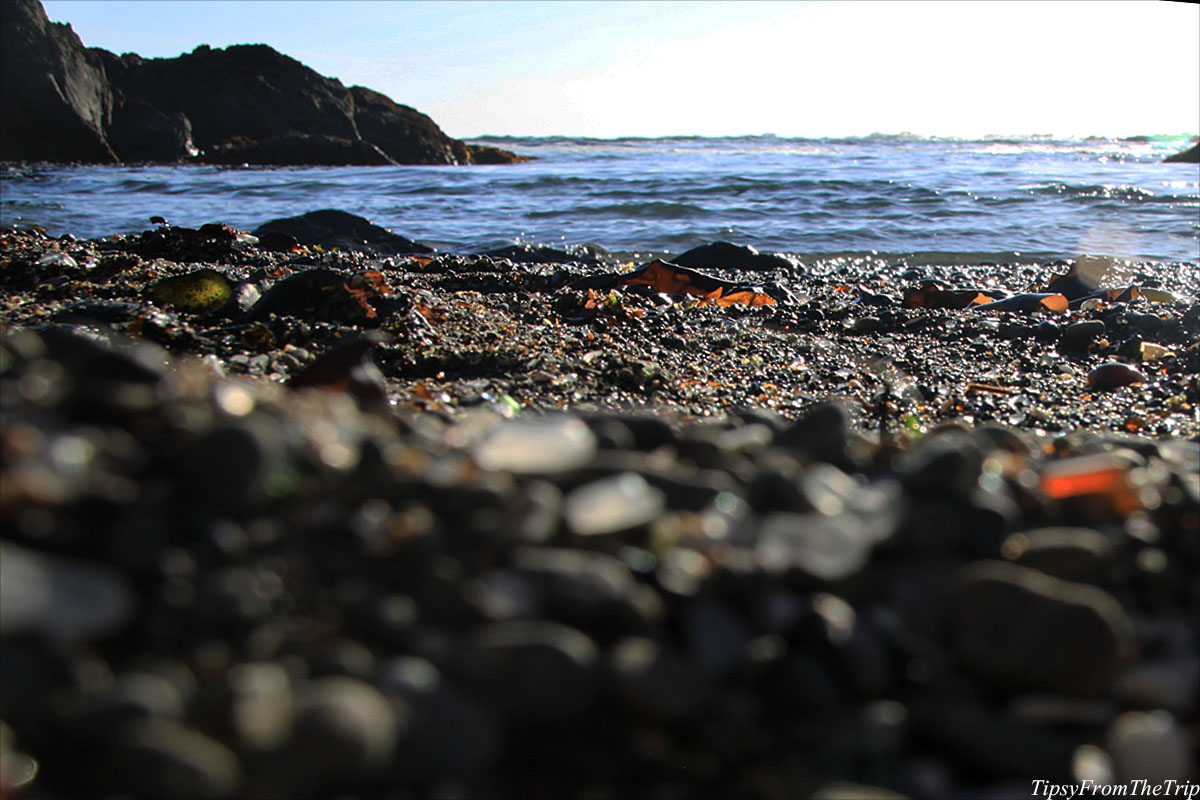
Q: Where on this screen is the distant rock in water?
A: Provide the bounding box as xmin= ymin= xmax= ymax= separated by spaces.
xmin=672 ymin=241 xmax=800 ymax=272
xmin=253 ymin=210 xmax=435 ymax=256
xmin=480 ymin=242 xmax=606 ymax=265
xmin=1163 ymin=143 xmax=1199 ymax=163
xmin=0 ymin=0 xmax=529 ymax=166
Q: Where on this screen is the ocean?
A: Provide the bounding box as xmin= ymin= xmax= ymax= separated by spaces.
xmin=2 ymin=134 xmax=1197 ymax=264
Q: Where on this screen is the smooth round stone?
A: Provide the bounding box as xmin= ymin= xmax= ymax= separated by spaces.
xmin=287 ymin=676 xmax=401 ymax=779
xmin=1072 ymin=743 xmax=1114 ymax=786
xmin=802 ymin=465 xmax=902 ymax=544
xmin=1002 ymin=527 xmax=1114 ymax=582
xmin=1061 ymin=319 xmax=1106 ymax=350
xmin=608 ymin=637 xmax=710 ymax=721
xmin=0 ymin=542 xmax=135 ymax=645
xmin=564 ymin=472 xmax=665 ymax=537
xmin=380 ymin=658 xmax=501 ymax=783
xmin=754 ymin=512 xmax=871 ymax=581
xmin=952 ymin=561 xmax=1137 ymax=695
xmin=76 ymin=671 xmax=186 ymax=730
xmin=472 ymin=416 xmax=597 ymax=475
xmin=227 ymin=662 xmax=293 ymax=752
xmin=896 ymin=430 xmax=984 ymax=499
xmin=457 ymin=620 xmax=600 ymax=721
xmin=812 ymin=783 xmax=907 ymax=800
xmin=511 ymin=546 xmax=658 ymax=629
xmin=775 ymin=401 xmax=852 ymax=465
xmin=1106 ymin=710 xmax=1192 ymax=783
xmin=120 ymin=719 xmax=242 ymax=799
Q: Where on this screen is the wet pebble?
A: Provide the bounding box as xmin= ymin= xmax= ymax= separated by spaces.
xmin=1087 ymin=362 xmax=1147 ymax=391
xmin=227 ymin=662 xmax=293 ymax=752
xmin=1106 ymin=710 xmax=1192 ymax=783
xmin=564 ymin=472 xmax=665 ymax=537
xmin=896 ymin=428 xmax=983 ymax=499
xmin=952 ymin=561 xmax=1137 ymax=695
xmin=1001 ymin=527 xmax=1115 ymax=583
xmin=472 ymin=416 xmax=597 ymax=474
xmin=755 ymin=511 xmax=872 ymax=581
xmin=1061 ymin=319 xmax=1105 ymax=351
xmin=116 ymin=719 xmax=242 ymax=799
xmin=285 ymin=676 xmax=401 ymax=783
xmin=608 ymin=637 xmax=711 ymax=721
xmin=0 ymin=542 xmax=135 ymax=645
xmin=454 ymin=621 xmax=600 ymax=721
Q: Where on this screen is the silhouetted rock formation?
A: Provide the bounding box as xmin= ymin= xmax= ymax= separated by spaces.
xmin=254 ymin=209 xmax=435 ymax=255
xmin=0 ymin=0 xmax=118 ymax=162
xmin=1163 ymin=143 xmax=1199 ymax=163
xmin=0 ymin=0 xmax=527 ymax=166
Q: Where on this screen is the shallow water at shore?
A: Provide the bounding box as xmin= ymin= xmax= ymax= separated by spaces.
xmin=3 ymin=135 xmax=1197 ymax=263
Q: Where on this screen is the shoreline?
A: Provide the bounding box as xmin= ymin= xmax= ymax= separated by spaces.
xmin=1 ymin=221 xmax=1198 ymax=797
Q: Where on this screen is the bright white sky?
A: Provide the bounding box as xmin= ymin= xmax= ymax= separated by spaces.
xmin=40 ymin=0 xmax=1200 ymax=139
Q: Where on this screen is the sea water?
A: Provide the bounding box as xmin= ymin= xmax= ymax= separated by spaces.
xmin=2 ymin=134 xmax=1197 ymax=264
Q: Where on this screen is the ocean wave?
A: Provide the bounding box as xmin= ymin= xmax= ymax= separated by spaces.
xmin=525 ymin=201 xmax=712 ymax=219
xmin=4 ymin=135 xmax=1196 ymax=262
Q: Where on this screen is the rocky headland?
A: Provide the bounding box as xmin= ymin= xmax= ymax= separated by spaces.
xmin=1162 ymin=142 xmax=1199 ymax=164
xmin=0 ymin=0 xmax=527 ymax=166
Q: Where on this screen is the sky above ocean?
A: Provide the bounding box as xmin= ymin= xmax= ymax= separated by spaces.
xmin=36 ymin=0 xmax=1200 ymax=140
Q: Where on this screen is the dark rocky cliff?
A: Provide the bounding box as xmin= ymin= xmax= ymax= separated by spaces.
xmin=1163 ymin=143 xmax=1199 ymax=164
xmin=0 ymin=0 xmax=527 ymax=166
xmin=0 ymin=0 xmax=117 ymax=162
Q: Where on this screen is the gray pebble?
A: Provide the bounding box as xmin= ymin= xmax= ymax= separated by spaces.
xmin=455 ymin=620 xmax=600 ymax=721
xmin=896 ymin=429 xmax=983 ymax=499
xmin=227 ymin=661 xmax=293 ymax=752
xmin=812 ymin=783 xmax=907 ymax=800
xmin=1106 ymin=710 xmax=1192 ymax=783
xmin=0 ymin=542 xmax=135 ymax=645
xmin=472 ymin=416 xmax=597 ymax=474
xmin=1002 ymin=527 xmax=1115 ymax=582
xmin=775 ymin=400 xmax=853 ymax=466
xmin=608 ymin=636 xmax=711 ymax=720
xmin=286 ymin=676 xmax=401 ymax=780
xmin=119 ymin=719 xmax=242 ymax=799
xmin=755 ymin=511 xmax=872 ymax=581
xmin=1061 ymin=319 xmax=1106 ymax=350
xmin=512 ymin=546 xmax=660 ymax=632
xmin=952 ymin=561 xmax=1137 ymax=694
xmin=379 ymin=657 xmax=501 ymax=782
xmin=564 ymin=472 xmax=665 ymax=537
xmin=76 ymin=671 xmax=185 ymax=732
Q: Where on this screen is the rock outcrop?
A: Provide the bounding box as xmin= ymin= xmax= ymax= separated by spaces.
xmin=253 ymin=210 xmax=434 ymax=256
xmin=0 ymin=0 xmax=527 ymax=166
xmin=0 ymin=0 xmax=118 ymax=162
xmin=672 ymin=241 xmax=800 ymax=272
xmin=1163 ymin=143 xmax=1199 ymax=163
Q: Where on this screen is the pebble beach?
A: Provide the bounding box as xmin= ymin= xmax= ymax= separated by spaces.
xmin=1 ymin=218 xmax=1197 ymax=799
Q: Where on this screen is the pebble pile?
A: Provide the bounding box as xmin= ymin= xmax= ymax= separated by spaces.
xmin=1 ymin=322 xmax=1197 ymax=799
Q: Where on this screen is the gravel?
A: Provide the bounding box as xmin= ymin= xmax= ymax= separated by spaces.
xmin=1 ymin=223 xmax=1197 ymax=798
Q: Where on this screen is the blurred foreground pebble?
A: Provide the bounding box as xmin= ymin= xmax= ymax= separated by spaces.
xmin=0 ymin=327 xmax=1197 ymax=799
